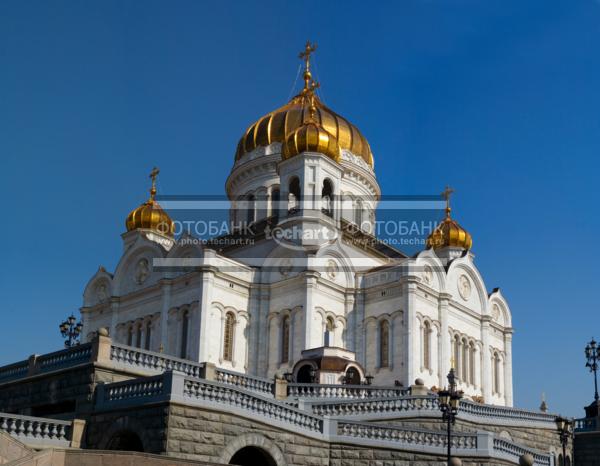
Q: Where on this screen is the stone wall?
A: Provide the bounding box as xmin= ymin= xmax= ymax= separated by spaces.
xmin=0 ymin=364 xmax=133 ymax=418
xmin=0 ymin=431 xmax=31 ymax=464
xmin=329 ymin=444 xmax=516 ymax=466
xmin=87 ymin=404 xmax=170 ymax=454
xmin=574 ymin=431 xmax=598 ymax=466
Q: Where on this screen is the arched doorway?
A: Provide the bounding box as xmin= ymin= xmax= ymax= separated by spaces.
xmin=106 ymin=431 xmax=144 ymax=452
xmin=230 ymin=446 xmax=277 ymax=466
xmin=345 ymin=367 xmax=361 ymax=385
xmin=296 ymin=364 xmax=314 ymax=383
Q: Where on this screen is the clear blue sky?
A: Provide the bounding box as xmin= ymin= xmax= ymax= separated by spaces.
xmin=1 ymin=1 xmax=598 ymax=417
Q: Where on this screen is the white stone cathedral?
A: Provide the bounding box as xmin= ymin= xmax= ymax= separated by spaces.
xmin=81 ymin=43 xmax=513 ymax=406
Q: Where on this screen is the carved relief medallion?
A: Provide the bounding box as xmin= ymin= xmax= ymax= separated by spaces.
xmin=458 ymin=274 xmax=471 ymax=300
xmin=326 ymin=259 xmax=339 ymax=279
xmin=279 ymin=259 xmax=292 ymax=277
xmin=95 ymin=283 xmax=108 ymax=302
xmin=492 ymin=304 xmax=501 ymax=322
xmin=423 ymin=266 xmax=433 ymax=285
xmin=135 ymin=258 xmax=150 ymax=285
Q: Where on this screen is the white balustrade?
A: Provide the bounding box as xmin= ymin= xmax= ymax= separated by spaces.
xmin=0 ymin=413 xmax=71 ymax=447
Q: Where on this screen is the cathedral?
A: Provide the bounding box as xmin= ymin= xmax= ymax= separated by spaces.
xmin=81 ymin=42 xmax=513 ymax=407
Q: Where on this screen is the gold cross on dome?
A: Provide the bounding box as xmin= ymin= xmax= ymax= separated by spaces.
xmin=442 ymin=185 xmax=454 ymax=217
xmin=299 ymin=40 xmax=317 ymax=71
xmin=299 ymin=41 xmax=317 ymax=92
xmin=149 ymin=167 xmax=159 ymax=200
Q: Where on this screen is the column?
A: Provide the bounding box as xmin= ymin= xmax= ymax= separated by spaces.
xmin=159 ymin=280 xmax=172 ymax=354
xmin=438 ymin=293 xmax=452 ymax=387
xmin=481 ymin=316 xmax=492 ymax=402
xmin=403 ymin=278 xmax=418 ymax=386
xmin=504 ymin=331 xmax=514 ymax=406
xmin=109 ymin=298 xmax=120 ymax=340
xmin=302 ymin=270 xmax=319 ymax=349
xmin=344 ymin=293 xmax=355 ymax=352
xmin=198 ymin=261 xmax=216 ymax=362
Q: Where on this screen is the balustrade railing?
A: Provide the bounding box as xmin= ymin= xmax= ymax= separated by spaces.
xmin=101 ymin=374 xmax=165 ymax=403
xmin=337 ymin=420 xmax=478 ymax=450
xmin=493 ymin=437 xmax=552 ymax=466
xmin=0 ymin=360 xmax=29 ymax=383
xmin=36 ymin=343 xmax=93 ymax=374
xmin=110 ymin=344 xmax=204 ymax=378
xmin=306 ymin=394 xmax=557 ymax=427
xmin=575 ymin=417 xmax=598 ymax=432
xmin=460 ymin=399 xmax=557 ymax=425
xmin=184 ymin=378 xmax=322 ymax=433
xmin=288 ymin=383 xmax=410 ymax=400
xmin=215 ymin=368 xmax=273 ymax=395
xmin=0 ymin=413 xmax=71 ymax=447
xmin=310 ymin=395 xmax=438 ymax=417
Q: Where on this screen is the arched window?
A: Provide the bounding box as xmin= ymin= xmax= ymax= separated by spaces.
xmin=380 ymin=320 xmax=390 ymax=368
xmin=136 ymin=324 xmax=142 ymax=349
xmin=281 ymin=316 xmax=290 ymax=364
xmin=324 ymin=317 xmax=334 ymax=347
xmin=321 ymin=179 xmax=333 ymax=217
xmin=180 ymin=310 xmax=189 ymax=359
xmin=453 ymin=335 xmax=461 ymax=377
xmin=145 ymin=321 xmax=152 ymax=351
xmin=288 ymin=177 xmax=301 ymax=213
xmin=355 ymin=199 xmax=363 ymax=226
xmin=223 ymin=312 xmax=235 ymax=362
xmin=462 ymin=338 xmax=468 ymax=381
xmin=423 ymin=321 xmax=431 ymax=370
xmin=469 ymin=342 xmax=475 ymax=385
xmin=246 ymin=194 xmax=255 ymax=224
xmin=493 ymin=352 xmax=501 ymax=394
xmin=271 ymin=188 xmax=280 ymax=220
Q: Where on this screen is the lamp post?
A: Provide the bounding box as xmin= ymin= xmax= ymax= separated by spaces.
xmin=585 ymin=338 xmax=599 ymax=401
xmin=555 ymin=416 xmax=572 ymax=466
xmin=438 ymin=368 xmax=463 ymax=466
xmin=59 ymin=314 xmax=83 ymax=348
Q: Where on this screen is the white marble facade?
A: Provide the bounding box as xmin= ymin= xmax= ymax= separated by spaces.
xmin=81 ymin=139 xmax=514 ymax=406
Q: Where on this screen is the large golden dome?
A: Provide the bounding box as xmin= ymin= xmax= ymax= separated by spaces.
xmin=426 ymin=188 xmax=472 ymax=251
xmin=125 ymin=168 xmax=174 ymax=237
xmin=235 ymin=42 xmax=373 ymax=167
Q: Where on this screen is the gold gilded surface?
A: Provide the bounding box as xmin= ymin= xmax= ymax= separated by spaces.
xmin=282 ymin=121 xmax=341 ymax=162
xmin=426 ymin=187 xmax=472 ymax=251
xmin=235 ymin=41 xmax=373 ymax=166
xmin=125 ymin=167 xmax=174 ymax=237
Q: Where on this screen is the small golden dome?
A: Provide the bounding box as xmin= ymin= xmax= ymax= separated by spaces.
xmin=282 ymin=120 xmax=341 ymax=162
xmin=125 ymin=167 xmax=174 ymax=237
xmin=235 ymin=42 xmax=373 ymax=167
xmin=426 ymin=187 xmax=472 ymax=251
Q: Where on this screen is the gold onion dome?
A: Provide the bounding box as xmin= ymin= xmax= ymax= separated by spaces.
xmin=125 ymin=167 xmax=174 ymax=237
xmin=235 ymin=41 xmax=373 ymax=167
xmin=426 ymin=187 xmax=473 ymax=251
xmin=282 ymin=103 xmax=341 ymax=162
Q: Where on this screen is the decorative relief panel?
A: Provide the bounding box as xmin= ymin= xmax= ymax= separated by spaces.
xmin=458 ymin=274 xmax=471 ymax=301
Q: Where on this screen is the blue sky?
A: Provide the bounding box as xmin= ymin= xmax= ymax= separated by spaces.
xmin=1 ymin=0 xmax=599 ymax=416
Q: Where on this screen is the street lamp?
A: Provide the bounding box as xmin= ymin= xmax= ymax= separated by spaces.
xmin=309 ymin=367 xmax=317 ymax=384
xmin=438 ymin=368 xmax=463 ymax=466
xmin=59 ymin=314 xmax=83 ymax=348
xmin=585 ymin=338 xmax=599 ymax=401
xmin=555 ymin=416 xmax=572 ymax=466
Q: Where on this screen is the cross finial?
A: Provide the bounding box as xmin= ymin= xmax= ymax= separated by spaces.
xmin=149 ymin=167 xmax=159 ymax=201
xmin=442 ymin=185 xmax=454 ymax=218
xmin=299 ymin=40 xmax=317 ymax=93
